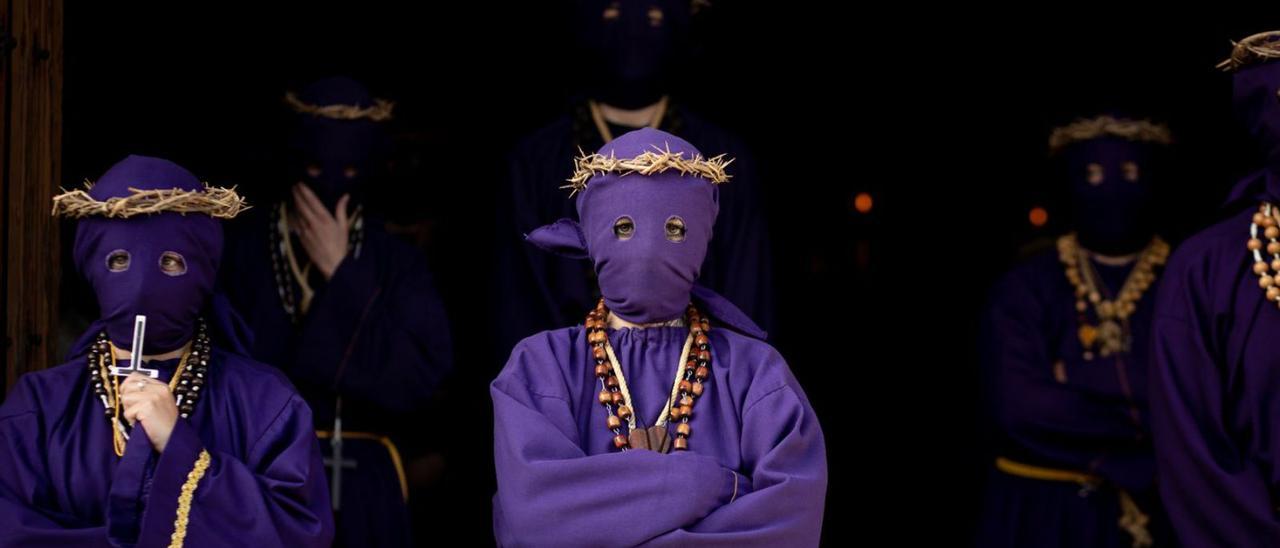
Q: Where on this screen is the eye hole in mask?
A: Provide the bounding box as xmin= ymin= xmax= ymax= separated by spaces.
xmin=106 ymin=249 xmax=131 ymax=272
xmin=613 ymin=216 xmax=635 ymax=240
xmin=1122 ymin=161 xmax=1140 ymax=182
xmin=665 ymin=216 xmax=686 ymax=242
xmin=343 ymin=165 xmax=360 ymax=180
xmin=305 ymin=163 xmax=323 ymax=179
xmin=602 ymin=2 xmax=620 ymax=21
xmin=648 ymin=6 xmax=665 ymax=27
xmin=1086 ymin=163 xmax=1105 ymax=186
xmin=159 ymin=251 xmax=188 ymax=277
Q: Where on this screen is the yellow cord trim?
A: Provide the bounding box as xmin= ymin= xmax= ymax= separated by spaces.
xmin=169 ymin=450 xmax=211 ymax=548
xmin=995 ymin=457 xmax=1151 ymax=548
xmin=100 ymin=343 xmax=192 ymax=458
xmin=603 ymin=331 xmax=692 ymax=432
xmin=1118 ymin=489 xmax=1154 ymax=548
xmin=315 ymin=430 xmax=409 ymax=501
xmin=587 ymin=95 xmax=668 ymax=143
xmin=995 ymin=457 xmax=1098 ymax=484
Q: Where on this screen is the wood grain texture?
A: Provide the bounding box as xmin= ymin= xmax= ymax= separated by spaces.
xmin=3 ymin=0 xmax=63 ymax=395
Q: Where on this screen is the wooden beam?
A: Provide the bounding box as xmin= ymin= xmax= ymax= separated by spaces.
xmin=2 ymin=0 xmax=63 ymax=395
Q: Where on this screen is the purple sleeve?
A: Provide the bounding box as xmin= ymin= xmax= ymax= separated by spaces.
xmin=1149 ymin=260 xmax=1280 ymax=544
xmin=132 ymin=396 xmax=334 ymax=547
xmin=293 ymin=249 xmax=453 ymax=414
xmin=0 ymin=383 xmax=111 ymax=547
xmin=490 ymin=359 xmax=735 ymax=546
xmin=978 ymin=270 xmax=1100 ymax=464
xmin=640 ymin=385 xmax=828 ymax=547
xmin=981 ymin=272 xmax=1052 ymax=438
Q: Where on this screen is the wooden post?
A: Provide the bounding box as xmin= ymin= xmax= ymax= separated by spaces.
xmin=2 ymin=0 xmax=63 ymax=396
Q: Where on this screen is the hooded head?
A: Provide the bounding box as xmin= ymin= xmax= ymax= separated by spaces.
xmin=55 ymin=155 xmax=246 ymax=354
xmin=573 ymin=0 xmax=694 ymax=109
xmin=1049 ymin=115 xmax=1172 ymax=255
xmin=285 ymin=76 xmax=393 ymax=210
xmin=1221 ymin=32 xmax=1280 ymax=170
xmin=528 ymin=127 xmax=729 ymax=323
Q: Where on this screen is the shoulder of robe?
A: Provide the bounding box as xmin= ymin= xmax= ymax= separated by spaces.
xmin=711 ymin=328 xmax=794 ymax=383
xmin=1163 ymin=207 xmax=1255 ymax=283
xmin=1006 ymin=246 xmax=1061 ymax=278
xmin=669 ymin=105 xmax=732 ymax=142
xmin=362 ymin=222 xmax=430 ymax=270
xmin=987 ymin=247 xmax=1061 ymax=301
xmin=669 ymin=105 xmax=755 ymax=162
xmin=494 ymin=327 xmax=581 ymax=392
xmin=0 ymin=359 xmax=86 ymax=421
xmin=212 ymin=349 xmax=304 ymax=406
xmin=217 ymin=204 xmax=273 ymax=262
xmin=710 ymin=329 xmax=817 ymax=414
xmin=509 ymin=114 xmax=575 ymax=164
xmin=223 ymin=203 xmax=271 ymax=235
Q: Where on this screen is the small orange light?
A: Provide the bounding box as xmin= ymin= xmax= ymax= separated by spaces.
xmin=1029 ymin=206 xmax=1049 ymax=228
xmin=853 ymin=192 xmax=873 ymax=214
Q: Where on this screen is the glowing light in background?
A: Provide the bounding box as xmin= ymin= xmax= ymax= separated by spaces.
xmin=1029 ymin=206 xmax=1049 ymax=228
xmin=853 ymin=192 xmax=873 ymax=214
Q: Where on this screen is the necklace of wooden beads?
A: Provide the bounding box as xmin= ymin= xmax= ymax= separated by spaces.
xmin=1245 ymin=203 xmax=1280 ymax=307
xmin=86 ymin=320 xmax=212 ymax=457
xmin=1057 ymin=233 xmax=1169 ymax=360
xmin=586 ymin=299 xmax=711 ymax=453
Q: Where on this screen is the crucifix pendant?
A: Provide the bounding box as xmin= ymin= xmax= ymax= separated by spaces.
xmin=109 ymin=316 xmax=160 ymax=379
xmin=627 ymin=425 xmax=671 ymax=453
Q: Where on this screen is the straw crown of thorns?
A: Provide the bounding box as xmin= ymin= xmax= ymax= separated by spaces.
xmin=1217 ymin=31 xmax=1280 ymax=72
xmin=564 ymin=144 xmax=733 ymax=195
xmin=284 ymin=91 xmax=395 ymax=122
xmin=51 ymin=183 xmax=248 ymax=219
xmin=1048 ymin=116 xmax=1173 ymax=155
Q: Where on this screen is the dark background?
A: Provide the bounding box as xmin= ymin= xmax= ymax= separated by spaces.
xmin=35 ymin=3 xmax=1280 ymax=545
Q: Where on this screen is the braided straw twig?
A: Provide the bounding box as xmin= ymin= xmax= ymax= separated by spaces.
xmin=284 ymin=92 xmax=394 ymax=122
xmin=1217 ymin=31 xmax=1280 ymax=72
xmin=51 ymin=183 xmax=248 ymax=219
xmin=564 ymin=144 xmax=733 ymax=195
xmin=1048 ymin=116 xmax=1173 ymax=155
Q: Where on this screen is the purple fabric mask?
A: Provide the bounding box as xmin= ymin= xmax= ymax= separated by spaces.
xmin=574 ymin=0 xmax=692 ymax=109
xmin=1234 ymin=61 xmax=1280 ymax=167
xmin=531 ymin=128 xmax=718 ymax=323
xmin=73 ymin=155 xmax=223 ymax=354
xmin=1059 ymin=137 xmax=1158 ymax=255
xmin=1231 ymin=60 xmax=1280 ymax=201
xmin=288 ymin=76 xmax=388 ymax=210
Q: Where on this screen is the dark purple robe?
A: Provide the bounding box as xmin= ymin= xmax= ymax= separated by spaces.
xmin=977 ymin=248 xmax=1171 ymax=547
xmin=493 ymin=102 xmax=774 ymax=362
xmin=1146 ymin=38 xmax=1280 ymax=544
xmin=1149 ymin=196 xmax=1280 ymax=545
xmin=0 ymin=349 xmax=332 ymax=547
xmin=220 ymin=207 xmax=454 ymax=547
xmin=491 ymin=323 xmax=826 ymax=547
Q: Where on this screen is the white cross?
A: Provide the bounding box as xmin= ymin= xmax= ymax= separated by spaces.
xmin=323 ymin=416 xmax=357 ymax=512
xmin=109 ymin=315 xmax=160 ymax=378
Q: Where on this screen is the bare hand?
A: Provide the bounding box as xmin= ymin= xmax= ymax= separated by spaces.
xmin=119 ymin=372 xmax=179 ymax=452
xmin=291 ymin=184 xmax=350 ymax=280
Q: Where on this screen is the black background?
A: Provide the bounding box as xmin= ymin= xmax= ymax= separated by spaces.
xmin=43 ymin=3 xmax=1280 ymax=545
